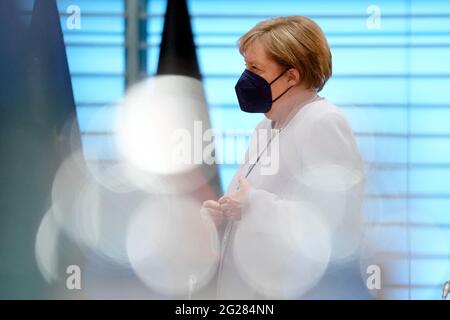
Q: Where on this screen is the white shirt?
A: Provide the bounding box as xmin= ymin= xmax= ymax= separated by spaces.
xmin=216 ymin=97 xmax=369 ymax=299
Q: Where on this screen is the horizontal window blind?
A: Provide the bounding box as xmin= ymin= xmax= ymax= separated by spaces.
xmin=58 ymin=0 xmax=125 ymax=166
xmin=62 ymin=0 xmax=450 ymax=299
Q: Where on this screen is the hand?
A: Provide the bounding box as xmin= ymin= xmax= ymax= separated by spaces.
xmin=218 ymin=176 xmax=252 ymax=221
xmin=201 ymin=200 xmax=225 ymax=226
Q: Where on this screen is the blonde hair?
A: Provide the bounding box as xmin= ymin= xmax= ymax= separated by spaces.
xmin=238 ymin=16 xmax=332 ymax=92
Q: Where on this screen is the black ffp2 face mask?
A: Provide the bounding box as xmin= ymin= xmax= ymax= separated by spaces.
xmin=234 ymin=68 xmax=292 ymax=113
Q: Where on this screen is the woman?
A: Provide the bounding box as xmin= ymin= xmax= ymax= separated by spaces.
xmin=201 ymin=16 xmax=368 ymax=299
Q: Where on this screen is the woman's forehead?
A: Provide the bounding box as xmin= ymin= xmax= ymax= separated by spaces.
xmin=243 ymin=40 xmax=269 ymax=65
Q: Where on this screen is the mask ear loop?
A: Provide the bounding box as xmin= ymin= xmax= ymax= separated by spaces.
xmin=268 ymin=67 xmax=292 ymax=85
xmin=270 ymin=67 xmax=294 ymax=103
xmin=272 ymin=85 xmax=293 ymax=103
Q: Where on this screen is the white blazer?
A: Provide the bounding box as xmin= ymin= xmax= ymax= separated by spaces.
xmin=216 ymin=97 xmax=370 ymax=299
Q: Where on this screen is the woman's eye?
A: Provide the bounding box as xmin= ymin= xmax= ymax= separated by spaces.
xmin=245 ymin=63 xmax=261 ymax=73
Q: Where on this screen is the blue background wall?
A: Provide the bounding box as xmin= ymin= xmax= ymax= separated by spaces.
xmin=57 ymin=0 xmax=450 ymax=299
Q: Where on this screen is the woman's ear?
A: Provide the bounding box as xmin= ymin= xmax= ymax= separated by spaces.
xmin=287 ymin=68 xmax=301 ymax=86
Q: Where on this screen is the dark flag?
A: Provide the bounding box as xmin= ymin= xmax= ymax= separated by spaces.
xmin=0 ymin=0 xmax=83 ymax=298
xmin=156 ymin=0 xmax=222 ymax=299
xmin=157 ymin=0 xmax=222 ymax=200
xmin=157 ymin=0 xmax=201 ymax=79
xmin=28 ymin=0 xmax=82 ymax=155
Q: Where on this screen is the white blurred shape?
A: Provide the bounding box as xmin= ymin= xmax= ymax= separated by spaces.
xmin=87 ymin=162 xmax=138 ymax=194
xmin=77 ymin=181 xmax=147 ymax=266
xmin=299 ymin=164 xmax=364 ymax=192
xmin=73 ymin=179 xmax=102 ymax=255
xmin=35 ymin=210 xmax=60 ymax=284
xmin=51 ymin=150 xmax=96 ymax=245
xmin=233 ymin=200 xmax=331 ymax=298
xmin=342 ymin=104 xmax=376 ymax=167
xmin=360 ymin=224 xmax=450 ymax=299
xmin=126 ymin=196 xmax=220 ymax=297
xmin=116 ymin=75 xmax=216 ymax=194
xmin=293 ymin=163 xmax=365 ymax=262
xmin=51 ymin=151 xmax=124 ymax=265
xmin=359 ymin=225 xmax=408 ymax=299
xmin=82 ymin=105 xmax=138 ymax=194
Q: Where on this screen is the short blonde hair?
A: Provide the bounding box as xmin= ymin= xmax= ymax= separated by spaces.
xmin=239 ymin=16 xmax=332 ymax=92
